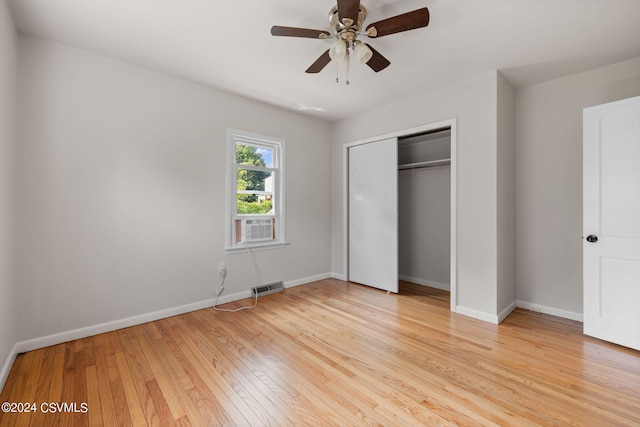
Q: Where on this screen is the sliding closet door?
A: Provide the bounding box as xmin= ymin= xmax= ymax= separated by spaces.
xmin=348 ymin=138 xmax=398 ymax=293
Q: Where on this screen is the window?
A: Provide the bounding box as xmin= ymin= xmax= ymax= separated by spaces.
xmin=226 ymin=129 xmax=286 ymax=251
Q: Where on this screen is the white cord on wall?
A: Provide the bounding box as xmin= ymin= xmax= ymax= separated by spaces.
xmin=213 ymin=245 xmax=259 ymax=312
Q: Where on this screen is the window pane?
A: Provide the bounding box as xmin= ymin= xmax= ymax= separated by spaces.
xmin=236 ymin=194 xmax=274 ymax=215
xmin=237 ymin=168 xmax=273 ymax=192
xmin=236 ymin=143 xmax=274 ymax=168
xmin=227 ymin=129 xmax=284 ymax=249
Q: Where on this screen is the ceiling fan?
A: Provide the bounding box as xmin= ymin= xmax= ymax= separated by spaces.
xmin=270 ymin=0 xmax=430 ymax=82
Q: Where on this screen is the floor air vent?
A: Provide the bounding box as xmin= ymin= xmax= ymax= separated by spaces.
xmin=251 ymin=281 xmax=284 ymax=297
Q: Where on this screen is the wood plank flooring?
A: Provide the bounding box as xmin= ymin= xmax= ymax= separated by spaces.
xmin=1 ymin=279 xmax=640 ymax=426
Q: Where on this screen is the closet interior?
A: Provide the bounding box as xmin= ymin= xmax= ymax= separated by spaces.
xmin=398 ymin=128 xmax=451 ymax=291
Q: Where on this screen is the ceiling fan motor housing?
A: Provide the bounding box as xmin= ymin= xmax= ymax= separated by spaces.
xmin=329 ymin=5 xmax=367 ymax=41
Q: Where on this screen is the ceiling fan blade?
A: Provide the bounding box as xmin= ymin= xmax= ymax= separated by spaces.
xmin=271 ymin=26 xmax=330 ymax=39
xmin=306 ymin=50 xmax=332 ymax=73
xmin=364 ymin=44 xmax=390 ymax=72
xmin=366 ymin=8 xmax=430 ymax=38
xmin=337 ymin=0 xmax=361 ymax=25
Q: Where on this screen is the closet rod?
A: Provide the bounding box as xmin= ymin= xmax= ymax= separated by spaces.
xmin=398 ymin=159 xmax=451 ymax=170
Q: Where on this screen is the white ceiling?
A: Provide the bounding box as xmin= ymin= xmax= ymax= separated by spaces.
xmin=8 ymin=0 xmax=640 ymax=121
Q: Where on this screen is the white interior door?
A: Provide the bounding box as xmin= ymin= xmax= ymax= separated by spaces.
xmin=348 ymin=137 xmax=398 ymax=293
xmin=583 ymin=96 xmax=640 ymax=351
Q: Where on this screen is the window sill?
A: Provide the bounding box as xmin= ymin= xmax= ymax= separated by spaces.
xmin=225 ymin=241 xmax=289 ymax=254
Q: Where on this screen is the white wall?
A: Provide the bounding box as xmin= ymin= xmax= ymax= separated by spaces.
xmin=332 ymin=71 xmax=505 ymax=321
xmin=516 ymin=56 xmax=640 ymax=319
xmin=0 ymin=0 xmax=17 ymax=390
xmin=15 ymin=35 xmax=332 ymax=344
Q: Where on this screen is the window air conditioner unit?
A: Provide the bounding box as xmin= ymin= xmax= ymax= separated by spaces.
xmin=242 ymin=219 xmax=274 ymax=243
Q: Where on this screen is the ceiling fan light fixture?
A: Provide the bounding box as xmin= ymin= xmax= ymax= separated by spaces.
xmin=329 ymin=38 xmax=348 ymax=61
xmin=353 ymin=42 xmax=373 ymax=64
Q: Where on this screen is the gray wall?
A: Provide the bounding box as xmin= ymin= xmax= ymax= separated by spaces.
xmin=398 ymin=165 xmax=451 ymax=289
xmin=15 ymin=35 xmax=333 ymax=343
xmin=332 ymin=71 xmax=507 ymax=321
xmin=497 ymin=72 xmax=516 ymax=316
xmin=0 ymin=0 xmax=17 ymax=388
xmin=515 ymin=56 xmax=640 ymax=319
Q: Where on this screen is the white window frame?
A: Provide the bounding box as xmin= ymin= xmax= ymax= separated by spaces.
xmin=226 ymin=129 xmax=287 ymax=252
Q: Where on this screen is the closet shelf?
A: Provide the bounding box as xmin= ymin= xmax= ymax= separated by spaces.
xmin=398 ymin=159 xmax=451 ymax=170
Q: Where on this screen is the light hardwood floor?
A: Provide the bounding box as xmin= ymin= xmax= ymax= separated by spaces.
xmin=1 ymin=279 xmax=640 ymax=426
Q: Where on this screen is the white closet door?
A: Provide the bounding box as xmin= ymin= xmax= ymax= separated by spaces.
xmin=584 ymin=96 xmax=640 ymax=350
xmin=348 ymin=138 xmax=398 ymax=293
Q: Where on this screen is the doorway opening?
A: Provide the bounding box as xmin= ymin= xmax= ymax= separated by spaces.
xmin=398 ymin=128 xmax=451 ymax=296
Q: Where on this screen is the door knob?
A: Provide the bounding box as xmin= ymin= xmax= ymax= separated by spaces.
xmin=586 ymin=235 xmax=598 ymax=243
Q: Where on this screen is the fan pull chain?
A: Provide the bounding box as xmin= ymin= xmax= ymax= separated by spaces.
xmin=345 ymin=51 xmax=350 ymax=85
xmin=334 ymin=49 xmax=351 ymax=85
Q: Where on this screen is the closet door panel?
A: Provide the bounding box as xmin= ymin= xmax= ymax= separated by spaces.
xmin=348 ymin=138 xmax=398 ymax=293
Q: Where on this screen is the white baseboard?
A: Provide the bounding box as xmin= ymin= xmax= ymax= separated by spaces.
xmin=399 ymin=275 xmax=450 ymax=291
xmin=455 ymin=300 xmax=580 ymax=325
xmin=516 ymin=300 xmax=583 ymax=322
xmin=455 ymin=305 xmax=500 ymax=324
xmin=285 ymin=273 xmax=332 ymax=288
xmin=498 ymin=301 xmax=517 ymax=323
xmin=15 ymin=297 xmax=219 ymax=355
xmin=0 ymin=342 xmax=19 ymax=393
xmin=11 ymin=273 xmax=333 ymax=357
xmin=331 ymin=273 xmax=347 ymax=281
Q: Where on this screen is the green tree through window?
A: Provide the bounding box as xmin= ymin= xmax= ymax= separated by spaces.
xmin=227 ymin=128 xmax=285 ymax=249
xmin=236 ymin=145 xmax=273 ymax=214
